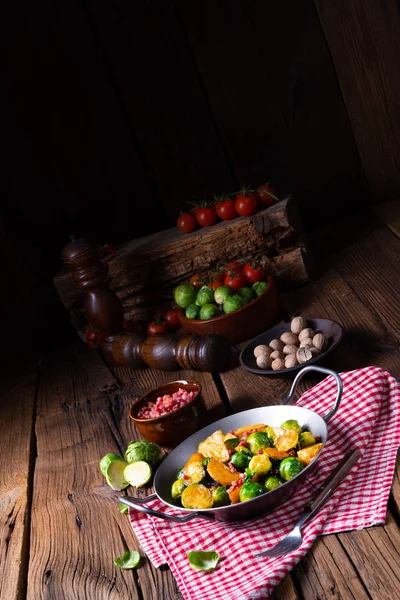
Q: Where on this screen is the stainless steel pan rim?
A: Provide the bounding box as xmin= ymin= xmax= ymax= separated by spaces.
xmin=120 ymin=366 xmax=343 ymax=522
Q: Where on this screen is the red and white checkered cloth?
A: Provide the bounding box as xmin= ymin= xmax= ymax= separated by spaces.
xmin=129 ymin=367 xmax=400 ymax=600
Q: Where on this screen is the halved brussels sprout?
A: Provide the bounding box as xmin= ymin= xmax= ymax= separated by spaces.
xmin=246 ymin=432 xmax=271 ymax=454
xmin=230 ymin=450 xmax=251 ymax=471
xmin=181 ymin=484 xmax=213 ymax=509
xmin=248 ymin=454 xmax=272 ymax=476
xmin=171 ymin=479 xmax=186 ymax=499
xmin=279 ymin=457 xmax=304 ymax=481
xmin=239 ymin=481 xmax=266 ymax=502
xmin=299 ymin=431 xmax=316 ymax=448
xmin=263 ymin=426 xmax=276 ymax=446
xmin=212 ymin=486 xmax=230 ymax=507
xmin=275 ymin=429 xmax=299 ymax=452
xmin=280 ymin=419 xmax=302 ymax=435
xmin=265 ymin=475 xmax=284 ymax=491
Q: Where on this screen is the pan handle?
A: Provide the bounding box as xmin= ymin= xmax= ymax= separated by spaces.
xmin=119 ymin=495 xmax=215 ymax=522
xmin=281 ymin=365 xmax=343 ymax=423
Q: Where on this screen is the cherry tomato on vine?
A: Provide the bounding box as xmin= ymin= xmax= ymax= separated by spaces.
xmin=177 ymin=212 xmax=197 ymax=233
xmin=224 ymin=261 xmax=243 ymax=277
xmin=210 ymin=279 xmax=223 ymax=292
xmin=224 ymin=272 xmax=248 ymax=292
xmin=190 ymin=273 xmax=205 ymax=289
xmin=163 ymin=309 xmax=181 ymax=330
xmin=256 ymin=184 xmax=277 ymax=208
xmin=243 ymin=262 xmax=265 ymax=284
xmin=196 ymin=206 xmax=218 ymax=227
xmin=147 ymin=320 xmax=169 ymax=336
xmin=216 ymin=198 xmax=238 ymax=221
xmin=86 ymin=329 xmax=104 ymax=349
xmin=235 ymin=193 xmax=257 ymax=217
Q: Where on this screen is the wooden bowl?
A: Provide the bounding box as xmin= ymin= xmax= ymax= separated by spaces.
xmin=178 ymin=276 xmax=280 ymax=345
xmin=239 ymin=318 xmax=344 ymax=376
xmin=129 ymin=380 xmax=207 ymax=447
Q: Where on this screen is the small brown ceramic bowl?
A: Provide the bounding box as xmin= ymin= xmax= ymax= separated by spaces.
xmin=129 ymin=380 xmax=206 ymax=447
xmin=178 ymin=275 xmax=280 ymax=345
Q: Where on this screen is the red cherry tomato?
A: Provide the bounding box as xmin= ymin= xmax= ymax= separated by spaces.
xmin=224 ymin=272 xmax=248 ymax=292
xmin=190 ymin=274 xmax=205 ymax=289
xmin=177 ymin=212 xmax=197 ymax=233
xmin=256 ymin=184 xmax=277 ymax=208
xmin=163 ymin=309 xmax=181 ymax=330
xmin=235 ymin=193 xmax=257 ymax=217
xmin=243 ymin=262 xmax=265 ymax=284
xmin=210 ymin=279 xmax=223 ymax=292
xmin=196 ymin=206 xmax=218 ymax=227
xmin=216 ymin=198 xmax=238 ymax=221
xmin=147 ymin=320 xmax=169 ymax=336
xmin=86 ymin=329 xmax=104 ymax=349
xmin=224 ymin=261 xmax=243 ymax=277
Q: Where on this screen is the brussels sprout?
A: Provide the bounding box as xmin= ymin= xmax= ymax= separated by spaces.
xmin=238 ymin=287 xmax=257 ymax=304
xmin=125 ymin=440 xmax=162 ymax=467
xmin=214 ymin=286 xmax=233 ymax=305
xmin=239 ymin=481 xmax=266 ymax=502
xmin=265 ymin=475 xmax=283 ymax=491
xmin=264 ymin=426 xmax=276 ymax=446
xmin=185 ymin=304 xmax=200 ymax=319
xmin=99 ymin=452 xmax=123 ymax=477
xmin=196 ymin=286 xmax=215 ymax=307
xmin=230 ymin=450 xmax=252 ymax=471
xmin=252 ymin=281 xmax=268 ymax=296
xmin=223 ymin=294 xmax=243 ymax=314
xmin=299 ymin=431 xmax=316 ymax=448
xmin=171 ymin=479 xmax=186 ymax=499
xmin=279 ymin=457 xmax=304 ymax=481
xmin=199 ymin=303 xmax=220 ymax=320
xmin=246 ymin=432 xmax=271 ymax=454
xmin=174 ymin=283 xmax=198 ymax=308
xmin=224 ymin=436 xmax=240 ymax=451
xmin=212 ymin=486 xmax=230 ymax=507
xmin=280 ymin=420 xmax=302 ymax=435
xmin=248 ymin=454 xmax=272 ymax=476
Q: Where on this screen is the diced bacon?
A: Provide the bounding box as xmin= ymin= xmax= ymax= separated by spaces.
xmin=136 ymin=388 xmax=197 ymax=420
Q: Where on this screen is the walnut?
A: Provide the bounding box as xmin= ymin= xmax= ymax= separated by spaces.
xmin=270 ymin=350 xmax=284 ymax=361
xmin=297 ymin=347 xmax=312 ymax=364
xmin=298 ymin=328 xmax=315 ymax=342
xmin=285 ymin=354 xmax=298 ymax=368
xmin=269 ymin=339 xmax=284 ymax=352
xmin=280 ymin=331 xmax=298 ymax=346
xmin=310 ymin=347 xmax=321 ymax=357
xmin=313 ymin=333 xmax=327 ymax=351
xmin=256 ymin=354 xmax=271 ymax=369
xmin=283 ymin=344 xmax=298 ymax=355
xmin=300 ymin=337 xmax=314 ymax=349
xmin=291 ymin=316 xmax=305 ymax=335
xmin=253 ymin=344 xmax=271 ymax=358
xmin=272 ymin=358 xmax=286 ymax=371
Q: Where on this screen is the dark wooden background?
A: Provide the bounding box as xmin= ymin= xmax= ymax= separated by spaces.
xmin=2 ymin=0 xmax=400 ymax=350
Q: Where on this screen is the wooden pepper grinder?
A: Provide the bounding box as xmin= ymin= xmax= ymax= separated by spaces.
xmin=62 ymin=237 xmax=230 ymax=372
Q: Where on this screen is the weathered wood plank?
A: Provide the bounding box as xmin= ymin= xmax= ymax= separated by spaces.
xmin=0 ymin=372 xmax=38 ymax=600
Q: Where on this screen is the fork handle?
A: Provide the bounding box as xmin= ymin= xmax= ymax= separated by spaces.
xmin=302 ymin=449 xmax=361 ymax=528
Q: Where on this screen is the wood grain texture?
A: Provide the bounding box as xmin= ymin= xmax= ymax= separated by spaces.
xmin=315 ymin=0 xmax=400 ymax=201
xmin=373 ymin=199 xmax=400 ymax=239
xmin=0 ymin=373 xmax=38 ymax=600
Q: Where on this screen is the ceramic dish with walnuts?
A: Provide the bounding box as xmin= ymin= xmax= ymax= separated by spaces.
xmin=239 ymin=318 xmax=344 ymax=376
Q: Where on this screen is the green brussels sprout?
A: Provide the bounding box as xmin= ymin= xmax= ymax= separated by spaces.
xmin=299 ymin=431 xmax=316 ymax=448
xmin=174 ymin=284 xmax=198 ymax=308
xmin=265 ymin=475 xmax=284 ymax=491
xmin=212 ymin=486 xmax=230 ymax=507
xmin=214 ymin=286 xmax=233 ymax=305
xmin=230 ymin=450 xmax=252 ymax=471
xmin=280 ymin=419 xmax=302 ymax=435
xmin=196 ymin=286 xmax=215 ymax=307
xmin=199 ymin=303 xmax=220 ymax=320
xmin=171 ymin=479 xmax=186 ymax=499
xmin=99 ymin=452 xmax=123 ymax=477
xmin=223 ymin=294 xmax=243 ymax=314
xmin=185 ymin=304 xmax=200 ymax=319
xmin=279 ymin=457 xmax=304 ymax=481
xmin=252 ymin=281 xmax=268 ymax=296
xmin=248 ymin=454 xmax=272 ymax=476
xmin=238 ymin=287 xmax=257 ymax=304
xmin=224 ymin=436 xmax=240 ymax=451
xmin=263 ymin=426 xmax=276 ymax=446
xmin=239 ymin=481 xmax=266 ymax=502
xmin=246 ymin=432 xmax=271 ymax=455
xmin=125 ymin=440 xmax=162 ymax=467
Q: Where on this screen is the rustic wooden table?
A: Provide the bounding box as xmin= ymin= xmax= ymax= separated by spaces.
xmin=2 ymin=213 xmax=400 ymax=600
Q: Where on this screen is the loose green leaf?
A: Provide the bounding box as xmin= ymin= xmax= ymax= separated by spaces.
xmin=114 ymin=550 xmax=140 ymax=569
xmin=119 ymin=501 xmax=129 ymax=515
xmin=187 ymin=551 xmax=220 ymax=571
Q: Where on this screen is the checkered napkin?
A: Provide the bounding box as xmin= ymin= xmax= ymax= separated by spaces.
xmin=129 ymin=367 xmax=400 ymax=600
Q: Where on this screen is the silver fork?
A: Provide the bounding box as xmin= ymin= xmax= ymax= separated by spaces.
xmin=255 ymin=449 xmax=361 ymax=559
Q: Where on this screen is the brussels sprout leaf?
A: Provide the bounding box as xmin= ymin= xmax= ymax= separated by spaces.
xmin=244 ymin=468 xmax=257 ymax=483
xmin=187 ymin=551 xmax=220 ymax=571
xmin=114 ymin=550 xmax=140 ymax=569
xmin=119 ymin=501 xmax=129 ymax=515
